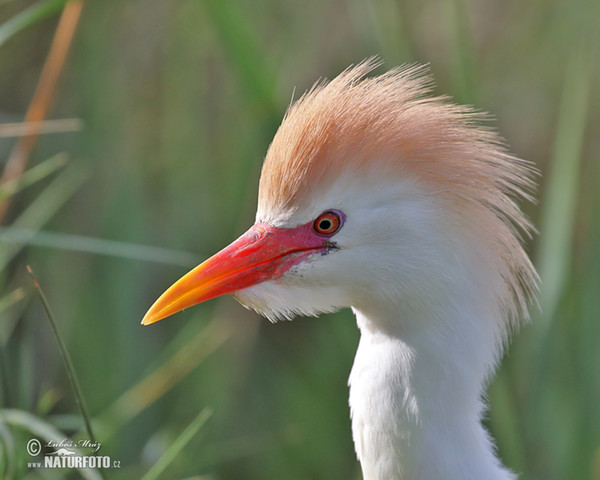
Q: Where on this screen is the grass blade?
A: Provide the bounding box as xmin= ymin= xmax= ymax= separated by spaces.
xmin=202 ymin=0 xmax=280 ymax=122
xmin=0 ymin=227 xmax=200 ymax=267
xmin=0 ymin=418 xmax=16 ymax=480
xmin=0 ymin=289 xmax=26 ymax=408
xmin=535 ymin=46 xmax=591 ymax=325
xmin=141 ymin=408 xmax=213 ymax=480
xmin=0 ymin=408 xmax=102 ymax=480
xmin=359 ymin=0 xmax=413 ymax=65
xmin=0 ymin=0 xmax=83 ymax=222
xmin=0 ymin=118 xmax=82 ymax=138
xmin=0 ymin=163 xmax=87 ymax=271
xmin=446 ymin=0 xmax=478 ymax=103
xmin=99 ymin=316 xmax=230 ymax=435
xmin=0 ymin=153 xmax=67 ymax=203
xmin=26 ymin=266 xmax=96 ymax=446
xmin=522 ymin=43 xmax=592 ymax=479
xmin=0 ymin=288 xmax=25 ymax=315
xmin=0 ymin=0 xmax=68 ymax=48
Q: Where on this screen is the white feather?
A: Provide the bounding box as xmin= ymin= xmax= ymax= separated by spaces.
xmin=236 ymin=171 xmax=518 ymax=479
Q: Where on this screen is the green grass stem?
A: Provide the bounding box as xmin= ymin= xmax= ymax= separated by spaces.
xmin=141 ymin=408 xmax=213 ymax=480
xmin=0 ymin=0 xmax=68 ymax=48
xmin=26 ymin=266 xmax=97 ymax=447
xmin=447 ymin=0 xmax=478 ymax=104
xmin=0 ymin=227 xmax=200 ymax=266
xmin=0 ymin=289 xmax=26 ymax=407
xmin=0 ymin=164 xmax=87 ymax=270
xmin=0 ymin=153 xmax=67 ymax=203
xmin=0 ymin=288 xmax=25 ymax=315
xmin=0 ymin=408 xmax=102 ymax=480
xmin=535 ymin=47 xmax=591 ymax=325
xmin=202 ymin=0 xmax=280 ymax=122
xmin=360 ymin=0 xmax=413 ymax=65
xmin=0 ymin=406 xmax=16 ymax=479
xmin=98 ymin=315 xmax=231 ymax=438
xmin=0 ymin=118 xmax=82 ymax=138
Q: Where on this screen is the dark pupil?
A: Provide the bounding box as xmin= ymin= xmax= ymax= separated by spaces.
xmin=319 ymin=219 xmax=332 ymax=231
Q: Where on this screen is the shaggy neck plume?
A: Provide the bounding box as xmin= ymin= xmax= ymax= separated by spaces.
xmin=349 ymin=281 xmax=515 ymax=480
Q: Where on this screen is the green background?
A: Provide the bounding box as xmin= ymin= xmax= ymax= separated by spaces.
xmin=0 ymin=0 xmax=599 ymax=479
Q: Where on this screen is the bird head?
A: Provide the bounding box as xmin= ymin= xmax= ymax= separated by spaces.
xmin=142 ymin=60 xmax=537 ymax=329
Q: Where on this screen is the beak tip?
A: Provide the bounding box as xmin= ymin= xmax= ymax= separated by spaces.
xmin=141 ymin=311 xmax=159 ymax=326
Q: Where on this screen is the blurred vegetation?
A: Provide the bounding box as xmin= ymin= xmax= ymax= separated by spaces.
xmin=0 ymin=0 xmax=598 ymax=479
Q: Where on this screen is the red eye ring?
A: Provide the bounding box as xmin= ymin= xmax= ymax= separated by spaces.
xmin=313 ymin=210 xmax=343 ymax=236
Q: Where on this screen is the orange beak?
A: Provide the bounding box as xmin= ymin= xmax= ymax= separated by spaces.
xmin=141 ymin=222 xmax=329 ymax=325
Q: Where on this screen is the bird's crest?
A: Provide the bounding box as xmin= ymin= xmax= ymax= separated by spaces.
xmin=258 ymin=58 xmax=538 ymax=324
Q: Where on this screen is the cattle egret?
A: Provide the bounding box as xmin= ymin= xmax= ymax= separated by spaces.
xmin=142 ymin=60 xmax=538 ymax=480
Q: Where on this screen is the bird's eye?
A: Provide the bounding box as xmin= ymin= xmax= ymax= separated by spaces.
xmin=313 ymin=210 xmax=343 ymax=236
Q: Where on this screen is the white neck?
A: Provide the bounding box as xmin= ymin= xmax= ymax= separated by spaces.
xmin=348 ymin=295 xmax=516 ymax=480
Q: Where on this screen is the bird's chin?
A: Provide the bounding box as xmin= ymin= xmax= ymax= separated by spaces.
xmin=232 ymin=280 xmax=345 ymax=323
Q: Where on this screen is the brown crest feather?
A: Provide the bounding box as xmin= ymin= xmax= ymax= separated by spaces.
xmin=258 ymin=59 xmax=538 ymax=324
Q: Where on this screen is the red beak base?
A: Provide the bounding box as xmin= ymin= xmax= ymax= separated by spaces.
xmin=141 ymin=222 xmax=329 ymax=325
